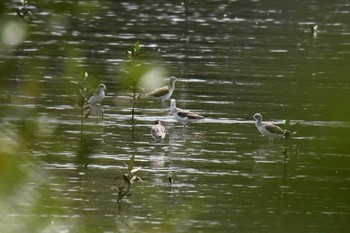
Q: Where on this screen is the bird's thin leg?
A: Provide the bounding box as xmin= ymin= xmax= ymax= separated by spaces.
xmin=84 ymin=109 xmax=90 ymax=118
xmin=161 ymin=100 xmax=166 ymax=108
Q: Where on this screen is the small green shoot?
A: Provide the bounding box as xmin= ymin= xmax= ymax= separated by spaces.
xmin=120 ymin=41 xmax=148 ymax=138
xmin=114 ymin=155 xmax=143 ymax=203
xmin=67 ymin=71 xmax=89 ymax=112
xmin=283 ymin=119 xmax=300 ymax=156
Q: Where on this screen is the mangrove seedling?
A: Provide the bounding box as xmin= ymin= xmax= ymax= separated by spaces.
xmin=114 ymin=155 xmax=143 ymax=203
xmin=282 ymin=119 xmax=300 ymax=156
xmin=67 ymin=72 xmax=90 ymax=138
xmin=67 ymin=72 xmax=105 ymax=137
xmin=121 ymin=41 xmax=143 ymax=124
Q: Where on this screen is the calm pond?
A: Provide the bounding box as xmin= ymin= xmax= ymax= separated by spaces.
xmin=1 ymin=0 xmax=350 ymax=232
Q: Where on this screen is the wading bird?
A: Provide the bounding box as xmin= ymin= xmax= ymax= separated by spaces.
xmin=87 ymin=83 xmax=107 ymax=105
xmin=151 ymin=120 xmax=166 ymax=144
xmin=142 ymin=76 xmax=177 ymax=103
xmin=170 ymin=99 xmax=206 ymax=127
xmin=84 ymin=83 xmax=107 ymax=118
xmin=253 ymin=113 xmax=285 ymax=143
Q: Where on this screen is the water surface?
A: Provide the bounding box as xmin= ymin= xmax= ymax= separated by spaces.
xmin=1 ymin=0 xmax=349 ymax=232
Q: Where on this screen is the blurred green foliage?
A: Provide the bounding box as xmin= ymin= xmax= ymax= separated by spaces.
xmin=0 ymin=1 xmax=107 ymax=232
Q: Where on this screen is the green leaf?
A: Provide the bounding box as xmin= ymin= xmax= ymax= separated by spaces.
xmin=130 ymin=175 xmax=142 ymax=184
xmin=290 ymin=122 xmax=300 ymax=131
xmin=69 ymin=80 xmax=80 ymax=86
xmin=73 ymin=104 xmax=82 ymax=110
xmin=128 ymin=155 xmax=135 ymax=173
xmin=83 ymin=163 xmax=89 ymax=169
xmin=120 ymin=69 xmax=129 ymax=74
xmin=284 ymin=119 xmax=290 ymax=128
xmin=284 ymin=130 xmax=291 ymax=138
xmin=123 ymin=174 xmax=130 ymax=185
xmin=130 ymin=167 xmax=141 ymax=174
xmin=135 ymin=40 xmax=140 ymax=52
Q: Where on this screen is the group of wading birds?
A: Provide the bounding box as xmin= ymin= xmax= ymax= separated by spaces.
xmin=85 ymin=77 xmax=288 ymax=144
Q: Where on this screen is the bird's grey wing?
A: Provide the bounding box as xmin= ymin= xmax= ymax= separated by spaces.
xmin=177 ymin=110 xmax=190 ymax=118
xmin=146 ymin=86 xmax=169 ymax=97
xmin=265 ymin=124 xmax=284 ymax=134
xmin=177 ymin=110 xmax=204 ymax=119
xmin=186 ymin=112 xmax=205 ymax=119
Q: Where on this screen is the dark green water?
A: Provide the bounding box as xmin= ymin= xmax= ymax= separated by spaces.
xmin=1 ymin=0 xmax=349 ymax=232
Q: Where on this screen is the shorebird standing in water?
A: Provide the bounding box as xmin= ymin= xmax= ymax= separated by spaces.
xmin=142 ymin=76 xmax=177 ymax=103
xmin=253 ymin=113 xmax=285 ymax=143
xmin=170 ymin=99 xmax=206 ymax=127
xmin=151 ymin=120 xmax=166 ymax=144
xmin=84 ymin=83 xmax=107 ymax=118
xmin=87 ymin=83 xmax=107 ymax=105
